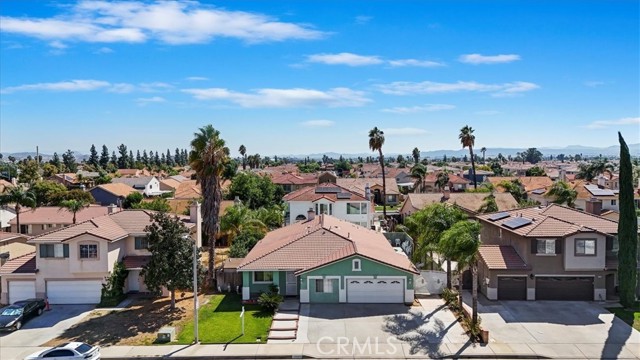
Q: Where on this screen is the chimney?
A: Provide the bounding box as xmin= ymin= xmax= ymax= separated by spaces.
xmin=585 ymin=197 xmax=602 ymax=215
xmin=190 ymin=202 xmax=202 ymax=247
xmin=365 ymin=183 xmax=371 ymax=200
xmin=597 ymin=175 xmax=606 ymax=188
xmin=559 ymin=169 xmax=566 ymax=182
xmin=307 ymin=207 xmax=316 ymax=221
xmin=442 ymin=186 xmax=451 ymax=200
xmin=107 ymin=204 xmax=117 ymax=214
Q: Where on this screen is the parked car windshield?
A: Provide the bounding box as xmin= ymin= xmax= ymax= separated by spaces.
xmin=75 ymin=343 xmax=93 ymax=353
xmin=1 ymin=308 xmax=22 ymax=316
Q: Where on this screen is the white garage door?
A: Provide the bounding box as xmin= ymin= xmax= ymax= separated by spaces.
xmin=9 ymin=281 xmax=36 ymax=304
xmin=347 ymin=278 xmax=404 ymax=303
xmin=47 ymin=280 xmax=102 ymax=304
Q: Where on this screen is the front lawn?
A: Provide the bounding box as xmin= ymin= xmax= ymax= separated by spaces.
xmin=608 ymin=307 xmax=640 ymax=331
xmin=176 ymin=294 xmax=272 ymax=344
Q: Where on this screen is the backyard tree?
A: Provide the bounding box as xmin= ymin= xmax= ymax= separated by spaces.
xmin=459 ymin=125 xmax=477 ymax=189
xmin=617 ymin=132 xmax=638 ymax=308
xmin=0 ymin=185 xmax=36 ymax=232
xmin=142 ymin=212 xmax=203 ymax=310
xmin=59 ymin=199 xmax=91 ymax=224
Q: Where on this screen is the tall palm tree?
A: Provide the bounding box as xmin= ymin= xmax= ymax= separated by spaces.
xmin=412 ymin=147 xmax=420 ymax=164
xmin=480 ymin=147 xmax=487 ymax=163
xmin=459 ymin=125 xmax=477 ymax=189
xmin=436 ymin=171 xmax=450 ymax=191
xmin=368 ymin=127 xmax=387 ymax=218
xmin=189 ymin=125 xmax=230 ymax=288
xmin=239 ymin=145 xmax=247 ymax=170
xmin=0 ymin=185 xmax=36 ymax=233
xmin=546 ymin=181 xmax=578 ymax=207
xmin=410 ymin=164 xmax=427 ymax=193
xmin=58 ymin=199 xmax=90 ymax=224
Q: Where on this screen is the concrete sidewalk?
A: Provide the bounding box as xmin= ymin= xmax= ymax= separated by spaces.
xmin=4 ymin=342 xmax=639 ymax=359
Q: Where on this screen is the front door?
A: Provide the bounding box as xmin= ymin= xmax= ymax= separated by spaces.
xmin=285 ymin=272 xmax=297 ymax=296
xmin=128 ymin=270 xmax=140 ymax=292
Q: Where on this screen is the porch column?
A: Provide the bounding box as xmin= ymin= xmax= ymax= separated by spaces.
xmin=241 ymin=272 xmax=250 ymax=300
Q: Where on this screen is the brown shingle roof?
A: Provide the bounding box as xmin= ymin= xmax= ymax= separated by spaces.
xmin=0 ymin=232 xmax=28 ymax=243
xmin=271 ymin=173 xmax=317 ymax=186
xmin=402 ymin=193 xmax=518 ymax=215
xmin=174 ymin=180 xmax=201 ymax=199
xmin=222 ymin=257 xmax=245 ymax=270
xmin=283 ymin=183 xmax=369 ymax=203
xmin=9 ymin=206 xmax=110 ymax=225
xmin=123 ymin=255 xmax=150 ymax=270
xmin=159 ymin=178 xmax=182 ymax=191
xmin=488 ymin=176 xmax=553 ymax=193
xmin=92 ymin=183 xmax=137 ymax=198
xmin=336 ymin=178 xmax=400 ymax=196
xmin=478 ymin=245 xmax=530 ymax=270
xmin=238 ymin=215 xmax=417 ymax=274
xmin=0 ymin=252 xmax=36 ymax=274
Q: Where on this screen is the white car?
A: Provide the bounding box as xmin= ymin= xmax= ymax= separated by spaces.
xmin=25 ymin=342 xmax=100 ymax=360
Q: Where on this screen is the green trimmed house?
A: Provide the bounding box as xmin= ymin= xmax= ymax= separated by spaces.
xmin=237 ymin=213 xmax=418 ymax=304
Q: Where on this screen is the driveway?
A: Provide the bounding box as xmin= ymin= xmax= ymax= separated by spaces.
xmin=0 ymin=305 xmax=94 ymax=347
xmin=298 ymin=298 xmax=469 ymax=357
xmin=472 ymin=296 xmax=640 ymax=359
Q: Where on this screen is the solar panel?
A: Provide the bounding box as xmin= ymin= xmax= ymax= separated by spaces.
xmin=336 ymin=192 xmax=352 ymax=199
xmin=315 ymin=187 xmax=341 ymax=193
xmin=488 ymin=212 xmax=510 ymax=221
xmin=584 ymin=184 xmax=615 ymax=196
xmin=503 ymin=217 xmax=533 ymax=229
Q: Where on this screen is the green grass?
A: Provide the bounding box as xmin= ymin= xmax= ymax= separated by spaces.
xmin=608 ymin=307 xmax=640 ymax=331
xmin=176 ymin=294 xmax=273 ymax=344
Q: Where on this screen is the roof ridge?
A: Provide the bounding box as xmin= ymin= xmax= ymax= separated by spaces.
xmin=543 ymin=203 xmax=619 ymax=225
xmin=5 ymin=251 xmax=36 ymax=261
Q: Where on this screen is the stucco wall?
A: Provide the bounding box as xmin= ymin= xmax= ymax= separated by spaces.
xmin=288 ymin=200 xmax=372 ymax=227
xmin=564 ymin=233 xmax=606 ymax=270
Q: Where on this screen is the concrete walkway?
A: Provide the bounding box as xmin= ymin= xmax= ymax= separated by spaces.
xmin=267 ymin=298 xmax=299 ymax=343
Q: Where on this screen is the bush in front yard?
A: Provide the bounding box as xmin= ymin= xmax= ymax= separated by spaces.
xmin=257 ymin=285 xmax=283 ymax=313
xmin=99 ymin=261 xmax=128 ymax=307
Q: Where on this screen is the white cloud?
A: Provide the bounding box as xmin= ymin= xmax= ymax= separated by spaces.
xmin=306 ymin=52 xmax=383 ymax=66
xmin=49 ymin=40 xmax=67 ymax=49
xmin=135 ymin=96 xmax=166 ymax=105
xmin=301 ymin=120 xmax=335 ymax=127
xmin=1 ymin=79 xmax=110 ymax=94
xmin=182 ymin=87 xmax=370 ymax=108
xmin=0 ymin=0 xmax=325 ymax=45
xmin=355 ymin=15 xmax=372 ymax=25
xmin=383 ymin=127 xmax=428 ymax=136
xmin=377 ymin=80 xmax=539 ymax=97
xmin=584 ymin=80 xmax=605 ymax=88
xmin=94 ymin=46 xmax=113 ymax=54
xmin=382 ymin=104 xmax=455 ymax=114
xmin=186 ymin=76 xmax=209 ymax=81
xmin=108 ymin=83 xmax=136 ymax=93
xmin=388 ymin=59 xmax=445 ymax=67
xmin=459 ymin=53 xmax=521 ymax=64
xmin=584 ymin=117 xmax=640 ymax=129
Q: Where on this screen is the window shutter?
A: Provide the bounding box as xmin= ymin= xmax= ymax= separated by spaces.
xmin=63 ymin=244 xmax=69 ymax=258
xmin=39 ymin=244 xmax=46 ymax=258
xmin=531 ymin=239 xmax=537 ymax=254
xmin=555 ymin=239 xmax=562 ymax=254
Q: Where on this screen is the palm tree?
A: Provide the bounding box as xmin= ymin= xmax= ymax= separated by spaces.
xmin=459 ymin=125 xmax=477 ymax=189
xmin=189 ymin=125 xmax=230 ymax=288
xmin=220 ymin=205 xmax=268 ymax=245
xmin=368 ymin=127 xmax=387 ymax=218
xmin=477 ymin=194 xmax=499 ymax=213
xmin=410 ymin=164 xmax=427 ymax=193
xmin=0 ymin=185 xmax=36 ymax=233
xmin=480 ymin=147 xmax=487 ymax=163
xmin=239 ymin=145 xmax=247 ymax=170
xmin=412 ymin=147 xmax=420 ymax=164
xmin=58 ymin=199 xmax=90 ymax=224
xmin=546 ymin=181 xmax=578 ymax=207
xmin=436 ymin=171 xmax=450 ymax=191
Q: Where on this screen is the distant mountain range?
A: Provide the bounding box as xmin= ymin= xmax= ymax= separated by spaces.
xmin=2 ymin=144 xmax=638 ymax=162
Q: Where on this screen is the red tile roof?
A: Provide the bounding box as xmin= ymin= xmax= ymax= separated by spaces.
xmin=0 ymin=252 xmax=36 ymax=274
xmin=478 ymin=245 xmax=530 ymax=270
xmin=123 ymin=255 xmax=150 ymax=270
xmin=0 ymin=232 xmax=28 ymax=243
xmin=271 ymin=173 xmax=317 ymax=186
xmin=283 ymin=183 xmax=369 ymax=203
xmin=10 ymin=206 xmax=110 ymax=225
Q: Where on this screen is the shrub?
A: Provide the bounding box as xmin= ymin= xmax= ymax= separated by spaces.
xmin=257 ymin=285 xmax=283 ymax=312
xmin=442 ymin=287 xmax=458 ymax=305
xmin=99 ymin=261 xmax=128 ymax=307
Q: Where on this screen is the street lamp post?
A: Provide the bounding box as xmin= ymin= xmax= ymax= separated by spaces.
xmin=193 ymin=239 xmax=199 ymax=343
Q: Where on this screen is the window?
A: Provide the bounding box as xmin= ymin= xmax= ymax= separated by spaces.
xmin=253 ymin=271 xmax=273 ymax=283
xmin=575 ymin=239 xmax=596 ymax=256
xmin=79 ymin=244 xmax=98 ymax=259
xmin=347 ymin=203 xmax=361 ymax=214
xmin=19 ymin=225 xmax=28 ymax=234
xmin=134 ymin=237 xmax=149 ymax=250
xmin=315 ymin=279 xmax=324 ymax=293
xmin=610 ymin=200 xmax=617 ymax=206
xmin=314 ymin=279 xmax=333 ymax=293
xmin=361 ymin=203 xmax=368 ymax=214
xmin=39 ymin=244 xmax=69 ymax=258
xmin=43 ymin=350 xmax=75 ymax=358
xmin=352 ymin=259 xmax=361 ymax=271
xmin=42 ymin=225 xmax=47 ymax=230
xmin=537 ymin=239 xmax=556 ymax=255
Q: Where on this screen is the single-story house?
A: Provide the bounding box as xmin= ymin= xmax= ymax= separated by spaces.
xmin=237 ymin=214 xmax=418 ymax=304
xmin=89 ymin=183 xmax=138 ymax=206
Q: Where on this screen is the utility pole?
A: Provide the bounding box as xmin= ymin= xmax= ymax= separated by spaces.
xmin=193 ymin=239 xmax=199 ymax=343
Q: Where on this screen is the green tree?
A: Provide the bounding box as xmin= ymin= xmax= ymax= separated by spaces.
xmin=189 ymin=125 xmax=230 ymax=288
xmin=478 ymin=194 xmax=499 ymax=213
xmin=228 ymin=230 xmax=262 ymax=258
xmin=459 ymin=125 xmax=477 ymax=189
xmin=59 ymin=199 xmax=91 ymax=224
xmin=239 ymin=145 xmax=247 ymax=170
xmin=546 ymin=181 xmax=578 ymax=207
xmin=50 ymin=152 xmax=62 ymax=170
xmin=523 ymin=148 xmax=543 ymax=164
xmin=525 ymin=166 xmax=546 ymax=177
xmin=369 ymin=127 xmax=387 ymax=218
xmin=412 ymin=147 xmax=420 ymax=164
xmin=436 ymin=171 xmax=449 ymax=191
xmin=41 ymin=163 xmax=58 ymax=178
xmin=498 ymin=179 xmax=526 ymax=203
xmin=227 ymin=172 xmax=282 ymax=210
xmin=62 ymin=149 xmax=77 ymax=173
xmin=88 ymin=145 xmax=99 ymax=167
xmin=410 ymin=164 xmax=427 ymax=193
xmin=134 ymin=197 xmax=171 ymax=212
xmin=50 ymin=189 xmax=95 ymax=205
xmin=117 ymin=144 xmax=129 ymax=169
xmin=220 ymin=205 xmax=268 ymax=245
xmin=617 ymin=132 xmax=638 ymax=308
xmin=99 ymin=145 xmax=110 ymax=169
xmin=0 ymin=185 xmax=36 ymax=233
xmin=31 ymin=180 xmax=67 ymax=206
xmin=439 ymin=221 xmax=481 ymax=326
xmin=141 ymin=212 xmax=202 ymax=309
xmin=18 ymin=160 xmax=40 ymax=184
xmin=123 ymin=192 xmax=144 ymax=208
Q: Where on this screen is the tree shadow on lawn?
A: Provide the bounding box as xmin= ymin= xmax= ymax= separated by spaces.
xmin=43 ymin=296 xmax=193 ymax=347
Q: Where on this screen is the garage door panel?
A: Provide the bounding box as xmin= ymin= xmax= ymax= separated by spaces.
xmin=9 ymin=281 xmax=36 ymax=304
xmin=47 ymin=280 xmax=102 ymax=304
xmin=536 ymin=277 xmax=593 ymax=301
xmin=498 ymin=277 xmax=527 ymax=300
xmin=347 ymin=278 xmax=404 ymax=303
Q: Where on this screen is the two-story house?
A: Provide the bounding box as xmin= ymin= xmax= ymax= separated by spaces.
xmin=284 ymin=183 xmax=374 ymax=228
xmin=271 ymin=173 xmax=317 ymax=194
xmin=0 ymin=204 xmax=201 ymax=305
xmin=10 ymin=206 xmax=112 ymax=236
xmin=112 ymin=176 xmax=163 ymax=197
xmin=475 ymin=204 xmax=624 ymax=301
xmin=336 ymin=177 xmax=402 ymax=206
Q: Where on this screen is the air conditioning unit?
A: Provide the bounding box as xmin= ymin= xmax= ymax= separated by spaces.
xmin=157 ymin=327 xmax=176 ymax=343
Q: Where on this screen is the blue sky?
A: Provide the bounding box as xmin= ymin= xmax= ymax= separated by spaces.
xmin=1 ymin=0 xmax=638 ymax=156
